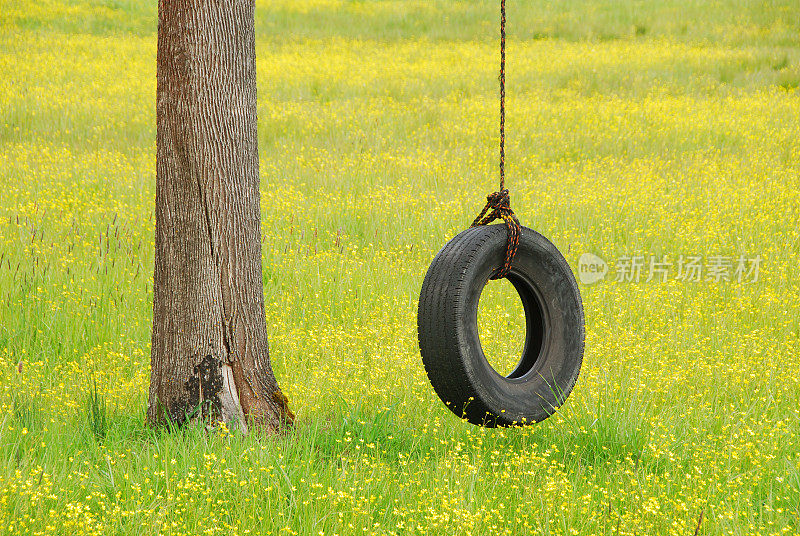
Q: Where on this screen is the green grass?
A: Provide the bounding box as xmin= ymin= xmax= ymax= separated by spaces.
xmin=0 ymin=0 xmax=799 ymax=534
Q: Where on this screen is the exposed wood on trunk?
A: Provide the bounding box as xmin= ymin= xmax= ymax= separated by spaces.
xmin=148 ymin=0 xmax=293 ymax=432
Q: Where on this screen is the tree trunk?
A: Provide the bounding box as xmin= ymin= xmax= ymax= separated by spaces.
xmin=148 ymin=0 xmax=293 ymax=433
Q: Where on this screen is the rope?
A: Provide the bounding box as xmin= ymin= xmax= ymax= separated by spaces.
xmin=471 ymin=0 xmax=521 ymax=280
xmin=471 ymin=189 xmax=520 ymax=279
xmin=499 ymin=0 xmax=505 ymax=191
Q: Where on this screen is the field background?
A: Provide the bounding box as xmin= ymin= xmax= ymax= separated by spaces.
xmin=1 ymin=0 xmax=799 ymax=534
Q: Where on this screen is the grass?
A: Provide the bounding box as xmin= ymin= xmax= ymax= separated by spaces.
xmin=0 ymin=0 xmax=799 ymax=534
xmin=84 ymin=374 xmax=108 ymax=443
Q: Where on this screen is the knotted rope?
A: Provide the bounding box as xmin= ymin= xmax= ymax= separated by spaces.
xmin=470 ymin=0 xmax=521 ymax=280
xmin=471 ymin=189 xmax=520 ymax=279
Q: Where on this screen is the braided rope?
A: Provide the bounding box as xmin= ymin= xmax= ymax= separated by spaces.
xmin=471 ymin=189 xmax=520 ymax=279
xmin=499 ymin=0 xmax=506 ymax=191
xmin=471 ymin=0 xmax=521 ymax=280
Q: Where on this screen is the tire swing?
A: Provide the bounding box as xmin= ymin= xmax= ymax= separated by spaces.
xmin=417 ymin=0 xmax=585 ymax=427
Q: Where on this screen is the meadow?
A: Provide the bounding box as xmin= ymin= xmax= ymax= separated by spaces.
xmin=1 ymin=0 xmax=799 ymax=534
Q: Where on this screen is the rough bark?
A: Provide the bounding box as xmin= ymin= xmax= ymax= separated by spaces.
xmin=148 ymin=0 xmax=293 ymax=432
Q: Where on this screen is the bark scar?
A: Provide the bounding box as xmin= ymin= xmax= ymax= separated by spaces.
xmin=179 ymin=354 xmax=224 ymax=423
xmin=222 ymin=307 xmax=240 ymax=363
xmin=196 ymin=173 xmax=215 ymax=258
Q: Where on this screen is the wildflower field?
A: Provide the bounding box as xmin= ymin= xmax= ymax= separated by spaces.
xmin=1 ymin=0 xmax=799 ymax=534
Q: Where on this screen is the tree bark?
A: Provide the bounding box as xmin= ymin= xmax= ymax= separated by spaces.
xmin=148 ymin=0 xmax=293 ymax=432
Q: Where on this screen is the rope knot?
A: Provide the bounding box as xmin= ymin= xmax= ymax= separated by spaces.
xmin=486 ymin=189 xmax=511 ymax=211
xmin=470 ymin=188 xmax=521 ymax=279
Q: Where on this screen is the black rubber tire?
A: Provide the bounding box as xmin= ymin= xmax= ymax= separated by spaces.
xmin=417 ymin=225 xmax=584 ymax=427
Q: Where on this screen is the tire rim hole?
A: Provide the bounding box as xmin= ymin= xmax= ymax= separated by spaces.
xmin=477 ymin=277 xmax=528 ymax=377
